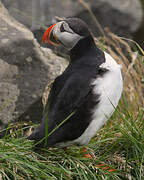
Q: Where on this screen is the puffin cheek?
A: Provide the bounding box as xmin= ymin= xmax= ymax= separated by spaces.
xmin=59 ymin=32 xmax=81 ymax=49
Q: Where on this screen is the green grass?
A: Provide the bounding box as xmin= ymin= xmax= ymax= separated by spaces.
xmin=0 ymin=2 xmax=144 ymax=179
xmin=0 ymin=95 xmax=143 ymax=180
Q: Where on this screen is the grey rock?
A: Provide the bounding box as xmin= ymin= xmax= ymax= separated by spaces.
xmin=0 ymin=58 xmax=18 ymax=82
xmin=1 ymin=0 xmax=143 ymax=36
xmin=0 ymin=2 xmax=68 ymax=125
xmin=0 ymin=82 xmax=19 ymax=126
xmin=0 ymin=59 xmax=19 ymax=127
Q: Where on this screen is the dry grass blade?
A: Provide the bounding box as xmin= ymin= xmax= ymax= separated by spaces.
xmin=42 ymin=79 xmax=54 ymax=107
xmin=94 ymin=29 xmax=144 ymax=107
xmin=78 ymin=0 xmax=105 ymax=37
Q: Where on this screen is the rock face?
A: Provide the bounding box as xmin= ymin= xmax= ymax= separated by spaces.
xmin=2 ymin=0 xmax=143 ymax=36
xmin=0 ymin=2 xmax=68 ymax=127
xmin=0 ymin=59 xmax=19 ymax=126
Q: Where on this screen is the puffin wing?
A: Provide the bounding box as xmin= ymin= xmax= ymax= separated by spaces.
xmin=28 ymin=72 xmax=97 ymax=147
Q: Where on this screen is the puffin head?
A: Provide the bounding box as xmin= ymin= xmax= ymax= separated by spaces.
xmin=42 ymin=18 xmax=91 ymax=50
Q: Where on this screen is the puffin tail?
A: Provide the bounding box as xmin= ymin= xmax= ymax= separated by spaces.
xmin=27 ymin=129 xmax=46 ymax=147
xmin=27 ymin=127 xmax=43 ymax=141
xmin=27 ymin=132 xmax=36 ymax=140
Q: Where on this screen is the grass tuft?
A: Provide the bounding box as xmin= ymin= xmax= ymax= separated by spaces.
xmin=0 ymin=95 xmax=143 ymax=179
xmin=0 ymin=1 xmax=143 ymax=179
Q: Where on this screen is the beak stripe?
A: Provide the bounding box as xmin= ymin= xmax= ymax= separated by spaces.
xmin=42 ymin=24 xmax=56 ymax=43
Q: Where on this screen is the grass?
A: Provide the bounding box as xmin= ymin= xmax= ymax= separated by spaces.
xmin=0 ymin=34 xmax=143 ymax=179
xmin=0 ymin=23 xmax=143 ymax=180
xmin=0 ymin=95 xmax=143 ymax=180
xmin=0 ymin=0 xmax=144 ymax=179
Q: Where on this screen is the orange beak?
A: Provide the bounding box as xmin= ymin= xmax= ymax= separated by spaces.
xmin=42 ymin=24 xmax=59 ymax=46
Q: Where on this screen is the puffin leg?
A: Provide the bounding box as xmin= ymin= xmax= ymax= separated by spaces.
xmin=83 ymin=148 xmax=94 ymax=159
xmin=83 ymin=148 xmax=117 ymax=173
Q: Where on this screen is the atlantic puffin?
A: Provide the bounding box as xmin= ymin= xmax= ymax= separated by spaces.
xmin=28 ymin=18 xmax=123 ymax=147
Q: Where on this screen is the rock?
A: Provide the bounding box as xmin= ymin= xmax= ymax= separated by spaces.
xmin=77 ymin=0 xmax=143 ymax=36
xmin=1 ymin=0 xmax=143 ymax=36
xmin=0 ymin=2 xmax=68 ymax=125
xmin=0 ymin=59 xmax=19 ymax=127
xmin=0 ymin=82 xmax=19 ymax=126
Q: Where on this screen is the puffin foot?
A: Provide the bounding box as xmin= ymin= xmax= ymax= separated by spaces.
xmin=95 ymin=164 xmax=117 ymax=174
xmin=83 ymin=148 xmax=94 ymax=159
xmin=83 ymin=148 xmax=117 ymax=173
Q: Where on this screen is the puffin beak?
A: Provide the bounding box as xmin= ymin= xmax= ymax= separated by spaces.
xmin=42 ymin=24 xmax=60 ymax=46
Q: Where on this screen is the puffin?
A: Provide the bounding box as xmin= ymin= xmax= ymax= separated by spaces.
xmin=28 ymin=18 xmax=123 ymax=148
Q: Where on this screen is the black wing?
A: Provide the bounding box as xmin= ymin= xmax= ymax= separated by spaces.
xmin=27 ymin=69 xmax=100 ymax=147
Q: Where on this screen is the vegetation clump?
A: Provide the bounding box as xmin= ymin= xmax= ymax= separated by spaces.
xmin=0 ymin=33 xmax=143 ymax=179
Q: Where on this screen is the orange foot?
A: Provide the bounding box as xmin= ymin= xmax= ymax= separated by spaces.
xmin=83 ymin=148 xmax=94 ymax=159
xmin=83 ymin=149 xmax=117 ymax=173
xmin=95 ymin=164 xmax=117 ymax=174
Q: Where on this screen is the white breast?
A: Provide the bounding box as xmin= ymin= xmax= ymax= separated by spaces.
xmin=72 ymin=52 xmax=123 ymax=145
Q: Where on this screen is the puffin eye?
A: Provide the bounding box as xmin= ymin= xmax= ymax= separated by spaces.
xmin=60 ymin=23 xmax=65 ymax=32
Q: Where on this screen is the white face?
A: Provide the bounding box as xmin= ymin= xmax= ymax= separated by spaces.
xmin=53 ymin=21 xmax=83 ymax=50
